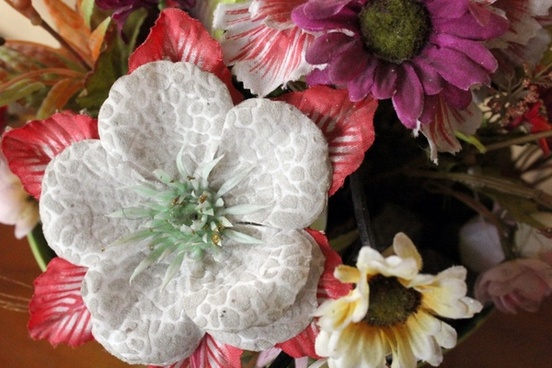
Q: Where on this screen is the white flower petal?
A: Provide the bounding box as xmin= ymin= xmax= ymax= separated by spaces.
xmin=212 ymin=98 xmax=331 ymax=229
xmin=40 ymin=140 xmax=146 ymax=267
xmin=82 ymin=246 xmax=204 ymax=365
xmin=182 ymin=227 xmax=324 ymax=350
xmin=98 ymin=61 xmax=233 ymax=178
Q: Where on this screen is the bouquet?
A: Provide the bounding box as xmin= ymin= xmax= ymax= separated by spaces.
xmin=1 ymin=0 xmax=552 ymax=367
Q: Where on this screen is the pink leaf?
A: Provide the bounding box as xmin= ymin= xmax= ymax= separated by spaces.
xmin=129 ymin=8 xmax=242 ymax=104
xmin=28 ymin=257 xmax=93 ymax=347
xmin=278 ymin=86 xmax=377 ymax=195
xmin=148 ymin=334 xmax=242 ymax=368
xmin=306 ymin=228 xmax=351 ymax=302
xmin=277 ymin=229 xmax=350 ymax=359
xmin=1 ymin=111 xmax=98 ymax=199
xmin=276 ymin=322 xmax=320 ymax=359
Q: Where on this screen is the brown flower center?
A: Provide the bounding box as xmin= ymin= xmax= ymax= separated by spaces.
xmin=359 ymin=0 xmax=432 ymax=63
xmin=364 ymin=274 xmax=422 ymax=326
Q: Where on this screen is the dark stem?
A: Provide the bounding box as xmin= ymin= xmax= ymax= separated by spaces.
xmin=269 ymin=351 xmax=293 ymax=368
xmin=350 ymin=170 xmax=380 ymax=251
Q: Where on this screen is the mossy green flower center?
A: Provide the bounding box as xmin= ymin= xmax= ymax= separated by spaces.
xmin=359 ymin=0 xmax=431 ymax=63
xmin=364 ymin=275 xmax=422 ymax=326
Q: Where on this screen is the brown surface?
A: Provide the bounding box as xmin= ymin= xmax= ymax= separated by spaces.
xmin=1 ymin=222 xmax=552 ymax=368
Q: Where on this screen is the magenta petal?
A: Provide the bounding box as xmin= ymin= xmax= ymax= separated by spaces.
xmin=423 ymin=45 xmax=490 ymax=90
xmin=392 ymin=63 xmax=424 ymax=129
xmin=425 ymin=0 xmax=469 ymax=20
xmin=411 ymin=58 xmax=443 ymax=95
xmin=371 ymin=62 xmax=399 ymax=99
xmin=291 ymin=4 xmax=359 ymax=32
xmin=306 ymin=32 xmax=354 ymax=64
xmin=347 ymin=57 xmax=378 ymax=101
xmin=1 ymin=112 xmax=98 ymax=199
xmin=433 ymin=11 xmax=509 ymax=40
xmin=442 ymin=83 xmax=472 ymax=110
xmin=328 ymin=42 xmax=369 ymax=85
xmin=277 ymin=322 xmax=319 ymax=359
xmin=278 ymin=86 xmax=377 ymax=195
xmin=306 ymin=68 xmax=332 ymax=86
xmin=28 ymin=257 xmax=93 ymax=347
xmin=432 ymin=33 xmax=498 ymax=73
xmin=302 ymin=0 xmax=350 ymax=20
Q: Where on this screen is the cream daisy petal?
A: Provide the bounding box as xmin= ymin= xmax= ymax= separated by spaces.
xmin=392 ymin=232 xmax=423 ymax=270
xmin=82 ymin=245 xmax=204 ymax=366
xmin=98 ymin=61 xmax=234 ymax=178
xmin=181 ymin=227 xmax=323 ymax=350
xmin=211 ymin=98 xmax=331 ymax=229
xmin=40 ymin=140 xmax=146 ymax=267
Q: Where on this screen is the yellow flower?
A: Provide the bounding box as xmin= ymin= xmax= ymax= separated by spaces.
xmin=314 ymin=233 xmax=482 ymax=368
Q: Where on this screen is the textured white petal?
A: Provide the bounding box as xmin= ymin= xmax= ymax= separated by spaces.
xmin=82 ymin=246 xmax=204 ymax=365
xmin=182 ymin=227 xmax=324 ymax=350
xmin=212 ymin=98 xmax=331 ymax=229
xmin=40 ymin=140 xmax=146 ymax=267
xmin=98 ymin=61 xmax=233 ymax=178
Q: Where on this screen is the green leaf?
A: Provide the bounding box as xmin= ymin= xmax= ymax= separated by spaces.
xmin=76 ymin=9 xmax=148 ymax=114
xmin=0 ymin=80 xmax=45 ymax=105
xmin=483 ymin=189 xmax=551 ymax=230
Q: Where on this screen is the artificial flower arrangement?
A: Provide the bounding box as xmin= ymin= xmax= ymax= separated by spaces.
xmin=1 ymin=0 xmax=552 ymax=367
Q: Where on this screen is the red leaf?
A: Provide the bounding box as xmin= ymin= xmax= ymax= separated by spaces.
xmin=278 ymin=86 xmax=377 ymax=195
xmin=149 ymin=334 xmax=242 ymax=368
xmin=1 ymin=111 xmax=98 ymax=199
xmin=277 ymin=229 xmax=351 ymax=359
xmin=129 ymin=9 xmax=243 ymax=105
xmin=28 ymin=257 xmax=93 ymax=347
xmin=276 ymin=322 xmax=320 ymax=359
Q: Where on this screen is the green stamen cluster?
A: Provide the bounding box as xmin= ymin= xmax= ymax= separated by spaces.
xmin=359 ymin=0 xmax=432 ymax=63
xmin=364 ymin=275 xmax=422 ymax=326
xmin=110 ymin=153 xmax=264 ymax=286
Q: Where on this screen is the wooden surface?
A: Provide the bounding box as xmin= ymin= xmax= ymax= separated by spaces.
xmin=1 ymin=222 xmax=551 ymax=367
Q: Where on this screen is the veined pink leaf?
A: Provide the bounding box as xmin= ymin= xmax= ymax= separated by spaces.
xmin=1 ymin=111 xmax=98 ymax=199
xmin=149 ymin=334 xmax=242 ymax=368
xmin=276 ymin=229 xmax=350 ymax=359
xmin=278 ymin=86 xmax=377 ymax=195
xmin=305 ymin=228 xmax=351 ymax=302
xmin=214 ymin=1 xmax=314 ymax=96
xmin=276 ymin=322 xmax=320 ymax=359
xmin=419 ymin=95 xmax=482 ymax=163
xmin=129 ymin=9 xmax=242 ymax=104
xmin=28 ymin=257 xmax=93 ymax=347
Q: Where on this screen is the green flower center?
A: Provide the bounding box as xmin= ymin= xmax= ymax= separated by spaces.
xmin=359 ymin=0 xmax=432 ymax=63
xmin=364 ymin=275 xmax=422 ymax=326
xmin=110 ymin=153 xmax=263 ymax=286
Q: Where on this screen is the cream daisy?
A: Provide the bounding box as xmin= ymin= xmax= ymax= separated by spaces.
xmin=315 ymin=233 xmax=482 ymax=368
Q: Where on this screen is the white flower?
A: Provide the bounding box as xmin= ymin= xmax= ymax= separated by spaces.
xmin=39 ymin=60 xmax=331 ymax=365
xmin=0 ymin=152 xmax=39 ymax=238
xmin=315 ymin=233 xmax=482 ymax=368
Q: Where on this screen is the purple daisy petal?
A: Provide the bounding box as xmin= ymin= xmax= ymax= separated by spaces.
xmin=442 ymin=84 xmax=472 ymax=110
xmin=371 ymin=62 xmax=399 ymax=100
xmin=433 ymin=11 xmax=509 ymax=40
xmin=328 ymin=41 xmax=370 ymax=85
xmin=347 ymin=57 xmax=378 ymax=102
xmin=292 ymin=3 xmax=360 ymax=33
xmin=425 ymin=0 xmax=470 ymax=20
xmin=392 ymin=63 xmax=424 ymax=129
xmin=431 ymin=33 xmax=498 ymax=73
xmin=423 ymin=45 xmax=490 ymax=91
xmin=306 ymin=68 xmax=333 ymax=86
xmin=411 ymin=58 xmax=443 ymax=96
xmin=306 ymin=32 xmax=355 ymax=65
xmin=302 ymin=0 xmax=352 ymax=19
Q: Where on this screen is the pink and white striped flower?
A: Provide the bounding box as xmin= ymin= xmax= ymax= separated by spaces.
xmin=213 ymin=0 xmax=315 ymax=96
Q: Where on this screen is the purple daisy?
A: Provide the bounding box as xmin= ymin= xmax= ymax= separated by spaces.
xmin=292 ymin=0 xmax=509 ymax=128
